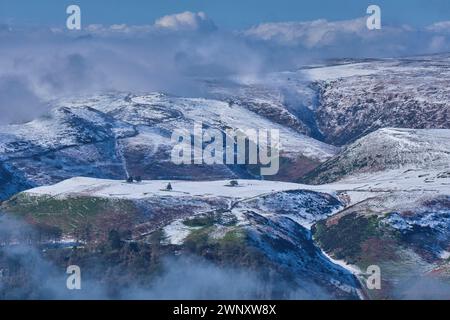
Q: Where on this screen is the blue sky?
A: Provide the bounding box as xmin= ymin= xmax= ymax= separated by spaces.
xmin=0 ymin=0 xmax=449 ymax=29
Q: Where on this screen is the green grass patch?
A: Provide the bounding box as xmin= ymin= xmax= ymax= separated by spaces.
xmin=182 ymin=226 xmax=264 ymax=268
xmin=218 ymin=229 xmax=245 ymax=246
xmin=182 ymin=215 xmax=217 ymax=228
xmin=3 ymin=193 xmax=137 ymax=234
xmin=313 ymin=213 xmax=383 ymax=264
xmin=183 ymin=226 xmax=215 ymax=251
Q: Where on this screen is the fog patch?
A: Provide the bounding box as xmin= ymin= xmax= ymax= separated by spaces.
xmin=0 ymin=15 xmax=449 ymax=124
xmin=0 ymin=214 xmax=331 ymax=300
xmin=394 ymin=276 xmax=450 ymax=300
xmin=0 ymin=76 xmax=48 ymax=125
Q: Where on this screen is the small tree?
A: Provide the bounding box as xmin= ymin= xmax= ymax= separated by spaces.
xmin=135 ymin=176 xmax=142 ymax=182
xmin=229 ymin=180 xmax=239 ymax=187
xmin=126 ymin=176 xmax=134 ymax=183
xmin=166 ymin=182 xmax=173 ymax=191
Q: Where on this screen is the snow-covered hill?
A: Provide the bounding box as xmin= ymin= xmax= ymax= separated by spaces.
xmin=1 ymin=53 xmax=450 ymax=299
xmin=299 ymin=128 xmax=450 ymax=299
xmin=5 ymin=160 xmax=449 ymax=299
xmin=3 ymin=177 xmax=362 ymax=299
xmin=221 ymin=54 xmax=450 ymax=146
xmin=0 ymin=92 xmax=338 ymax=201
xmin=3 ymin=135 xmax=449 ymax=299
xmin=303 ymin=128 xmax=450 ymax=184
xmin=2 ymin=54 xmax=450 ymax=201
xmin=314 ymin=190 xmax=450 ymax=299
xmin=310 ymin=56 xmax=450 ymax=145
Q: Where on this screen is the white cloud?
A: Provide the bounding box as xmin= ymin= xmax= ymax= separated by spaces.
xmin=243 ymin=17 xmax=415 ymax=48
xmin=155 ymin=11 xmax=216 ymax=32
xmin=426 ymin=21 xmax=450 ymax=33
xmin=244 ymin=18 xmax=366 ymax=47
xmin=0 ymin=15 xmax=260 ymax=125
xmin=72 ymin=12 xmax=217 ymax=36
xmin=0 ymin=14 xmax=449 ymax=125
xmin=83 ymin=23 xmax=153 ymax=36
xmin=241 ymin=17 xmax=450 ymax=58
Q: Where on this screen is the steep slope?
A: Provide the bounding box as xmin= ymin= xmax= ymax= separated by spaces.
xmin=3 ymin=146 xmax=449 ymax=299
xmin=302 ymin=128 xmax=450 ymax=184
xmin=207 ymin=80 xmax=321 ymax=139
xmin=311 ymin=56 xmax=450 ymax=145
xmin=1 ymin=54 xmax=449 ymax=299
xmin=2 ymin=54 xmax=449 ymax=201
xmin=298 ymin=128 xmax=450 ymax=299
xmin=0 ymin=92 xmax=338 ymax=201
xmin=207 ymin=55 xmax=450 ymax=147
xmin=313 ymin=192 xmax=450 ymax=299
xmin=1 ymin=178 xmax=360 ymax=299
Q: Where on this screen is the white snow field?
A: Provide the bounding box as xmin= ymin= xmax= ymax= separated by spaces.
xmin=24 ymin=162 xmax=450 ymax=208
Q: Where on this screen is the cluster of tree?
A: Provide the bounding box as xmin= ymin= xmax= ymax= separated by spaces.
xmin=126 ymin=176 xmax=142 ymax=183
xmin=228 ymin=180 xmax=239 ymax=187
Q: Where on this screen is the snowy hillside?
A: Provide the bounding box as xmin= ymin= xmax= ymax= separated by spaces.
xmin=304 ymin=129 xmax=450 ymax=299
xmin=314 ymin=190 xmax=450 ymax=299
xmin=0 ymin=92 xmax=338 ymax=201
xmin=3 ymin=177 xmax=362 ymax=299
xmin=1 ymin=54 xmax=450 ymax=201
xmin=17 ymin=177 xmax=348 ymax=229
xmin=219 ymin=54 xmax=450 ymax=146
xmin=1 ymin=53 xmax=450 ymax=300
xmin=303 ymin=128 xmax=450 ymax=184
xmin=5 ymin=159 xmax=449 ymax=299
xmin=312 ymin=56 xmax=450 ymax=145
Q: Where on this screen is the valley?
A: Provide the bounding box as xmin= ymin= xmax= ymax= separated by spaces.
xmin=0 ymin=55 xmax=449 ymax=299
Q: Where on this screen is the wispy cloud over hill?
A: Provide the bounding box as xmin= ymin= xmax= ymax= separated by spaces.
xmin=0 ymin=12 xmax=449 ymax=124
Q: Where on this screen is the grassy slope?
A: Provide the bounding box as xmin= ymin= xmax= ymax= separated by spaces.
xmin=2 ymin=193 xmax=139 ymax=239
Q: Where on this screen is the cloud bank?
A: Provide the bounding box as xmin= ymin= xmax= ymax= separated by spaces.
xmin=0 ymin=12 xmax=449 ymax=124
xmin=244 ymin=17 xmax=450 ymax=56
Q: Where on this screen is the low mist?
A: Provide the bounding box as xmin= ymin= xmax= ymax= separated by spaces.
xmin=0 ymin=12 xmax=449 ymax=125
